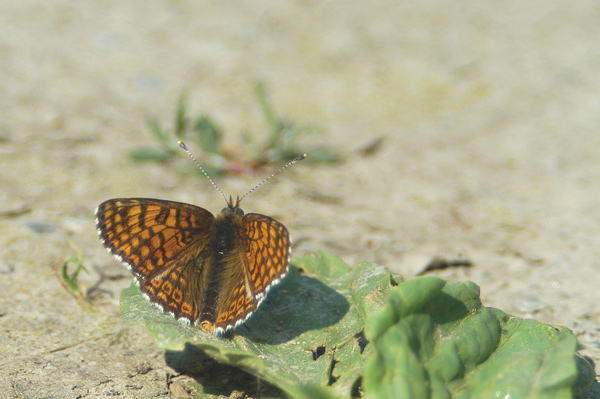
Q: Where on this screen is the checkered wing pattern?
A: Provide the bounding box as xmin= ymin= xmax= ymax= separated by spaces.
xmin=95 ymin=198 xmax=214 ymax=325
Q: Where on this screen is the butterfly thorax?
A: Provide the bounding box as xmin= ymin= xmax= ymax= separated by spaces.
xmin=213 ymin=207 xmax=244 ymax=255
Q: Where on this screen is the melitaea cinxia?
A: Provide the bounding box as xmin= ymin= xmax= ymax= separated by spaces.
xmin=96 ymin=142 xmax=306 ymax=335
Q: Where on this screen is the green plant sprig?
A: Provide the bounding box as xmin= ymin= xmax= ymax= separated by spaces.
xmin=129 ymin=83 xmax=341 ymax=176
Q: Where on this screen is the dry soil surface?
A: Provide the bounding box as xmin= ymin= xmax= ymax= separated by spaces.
xmin=1 ymin=1 xmax=600 ymax=398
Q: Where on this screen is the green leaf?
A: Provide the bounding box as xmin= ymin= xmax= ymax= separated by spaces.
xmin=174 ymin=90 xmax=189 ymax=140
xmin=192 ymin=115 xmax=222 ymax=155
xmin=303 ymin=148 xmax=342 ymax=163
xmin=363 ymin=279 xmax=595 ymax=399
xmin=120 ymin=252 xmax=595 ymax=398
xmin=128 ymin=147 xmax=174 ymax=162
xmin=60 ymin=256 xmax=88 ymax=297
xmin=145 ymin=117 xmax=174 ymax=149
xmin=254 ymin=81 xmax=282 ymax=139
xmin=59 ymin=255 xmax=94 ymax=312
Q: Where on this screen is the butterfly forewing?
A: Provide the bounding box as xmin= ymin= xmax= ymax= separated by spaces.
xmin=96 ymin=198 xmax=215 ymax=324
xmin=242 ymin=214 xmax=291 ymax=300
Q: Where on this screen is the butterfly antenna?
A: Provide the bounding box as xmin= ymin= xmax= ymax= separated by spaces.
xmin=238 ymin=153 xmax=307 ymax=203
xmin=178 ymin=141 xmax=229 ymax=203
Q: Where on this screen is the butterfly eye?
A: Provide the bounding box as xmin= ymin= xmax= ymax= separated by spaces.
xmin=219 ymin=206 xmax=245 ymax=216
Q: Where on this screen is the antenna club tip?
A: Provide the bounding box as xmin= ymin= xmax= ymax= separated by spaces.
xmin=178 ymin=141 xmax=187 ymax=150
xmin=292 ymin=153 xmax=307 ymax=163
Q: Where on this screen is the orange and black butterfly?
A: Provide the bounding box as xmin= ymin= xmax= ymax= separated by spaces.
xmin=96 ymin=142 xmax=305 ymax=335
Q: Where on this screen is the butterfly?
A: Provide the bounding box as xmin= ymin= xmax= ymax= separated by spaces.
xmin=95 ymin=142 xmax=306 ymax=335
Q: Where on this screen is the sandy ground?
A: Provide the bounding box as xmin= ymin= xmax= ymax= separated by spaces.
xmin=1 ymin=1 xmax=599 ymax=398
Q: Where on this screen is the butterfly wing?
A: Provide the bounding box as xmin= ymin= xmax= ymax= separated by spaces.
xmin=212 ymin=213 xmax=291 ymax=333
xmin=241 ymin=213 xmax=291 ymax=300
xmin=95 ymin=198 xmax=215 ymax=325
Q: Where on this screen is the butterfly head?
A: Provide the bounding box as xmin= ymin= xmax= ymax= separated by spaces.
xmin=222 ymin=195 xmax=244 ymax=216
